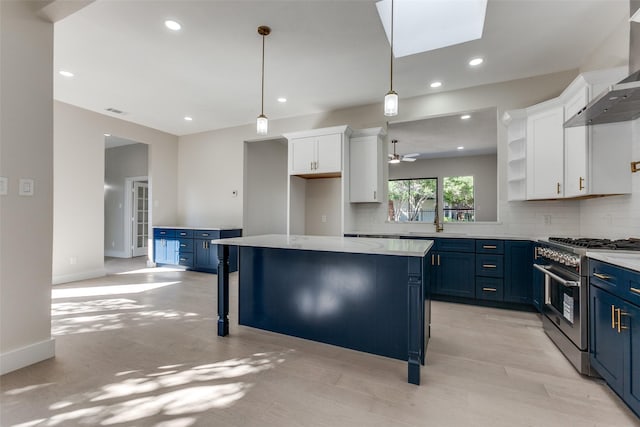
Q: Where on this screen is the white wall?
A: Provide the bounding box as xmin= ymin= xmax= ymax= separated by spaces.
xmin=243 ymin=139 xmax=287 ymax=235
xmin=305 ymin=178 xmax=342 ymax=236
xmin=53 ymin=101 xmax=178 ymax=284
xmin=104 ymin=143 xmax=148 ymax=257
xmin=389 ymin=154 xmax=498 ymax=222
xmin=0 ymin=0 xmax=55 ymax=374
xmin=178 ymin=69 xmax=579 ymax=237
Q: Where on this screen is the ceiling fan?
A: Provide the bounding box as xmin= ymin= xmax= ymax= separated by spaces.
xmin=388 ymin=139 xmax=419 ymax=163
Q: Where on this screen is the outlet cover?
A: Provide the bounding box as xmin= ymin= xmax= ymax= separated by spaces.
xmin=18 ymin=178 xmax=34 ymax=196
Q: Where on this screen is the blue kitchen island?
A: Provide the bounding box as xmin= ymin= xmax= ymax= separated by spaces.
xmin=212 ymin=234 xmax=433 ymax=385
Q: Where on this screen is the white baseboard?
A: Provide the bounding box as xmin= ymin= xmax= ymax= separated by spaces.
xmin=0 ymin=338 xmax=55 ymax=375
xmin=52 ymin=269 xmax=106 ymax=285
xmin=105 ymin=250 xmax=129 ymax=258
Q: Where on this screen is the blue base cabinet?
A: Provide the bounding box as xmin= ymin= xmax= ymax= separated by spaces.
xmin=504 ymin=241 xmax=533 ymax=304
xmin=590 ymin=260 xmax=640 ymax=417
xmin=430 ymin=239 xmax=476 ymax=298
xmin=154 ymin=227 xmax=242 ymax=274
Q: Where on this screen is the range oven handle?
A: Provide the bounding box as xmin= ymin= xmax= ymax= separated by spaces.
xmin=533 ymin=264 xmax=580 ymax=288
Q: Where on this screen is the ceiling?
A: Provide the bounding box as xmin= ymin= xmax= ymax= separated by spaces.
xmin=54 ymin=0 xmax=629 ymax=137
xmin=388 ymin=107 xmax=497 ymax=159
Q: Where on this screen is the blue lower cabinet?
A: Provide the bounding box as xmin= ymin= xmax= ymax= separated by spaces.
xmin=153 ymin=227 xmax=241 ymax=273
xmin=590 ymin=263 xmax=640 ymax=417
xmin=504 ymin=241 xmax=533 ymax=305
xmin=433 ymin=251 xmax=476 ymax=298
xmin=476 ymin=277 xmax=504 ymax=301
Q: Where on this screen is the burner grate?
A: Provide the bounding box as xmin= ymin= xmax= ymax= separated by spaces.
xmin=548 ymin=237 xmax=640 ymax=251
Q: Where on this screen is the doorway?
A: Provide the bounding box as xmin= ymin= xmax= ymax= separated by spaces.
xmin=104 ymin=137 xmax=149 ymax=258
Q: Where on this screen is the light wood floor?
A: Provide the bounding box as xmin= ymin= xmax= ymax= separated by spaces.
xmin=1 ymin=257 xmax=639 ymax=427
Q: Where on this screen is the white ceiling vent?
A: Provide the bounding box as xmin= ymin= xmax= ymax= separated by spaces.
xmin=105 ymin=107 xmax=125 ymax=114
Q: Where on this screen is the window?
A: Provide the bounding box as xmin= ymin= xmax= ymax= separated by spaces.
xmin=388 ymin=178 xmax=437 ymax=222
xmin=443 ymin=176 xmax=475 ymax=222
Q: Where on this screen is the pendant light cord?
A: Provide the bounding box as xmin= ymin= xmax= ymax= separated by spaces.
xmin=261 ymin=33 xmax=265 ymax=116
xmin=390 ymin=0 xmax=394 ymax=92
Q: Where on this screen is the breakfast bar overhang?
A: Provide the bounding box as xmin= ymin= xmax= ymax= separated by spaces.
xmin=212 ymin=234 xmax=433 ymax=385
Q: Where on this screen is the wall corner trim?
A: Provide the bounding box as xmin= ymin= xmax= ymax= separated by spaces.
xmin=0 ymin=338 xmax=56 ymax=375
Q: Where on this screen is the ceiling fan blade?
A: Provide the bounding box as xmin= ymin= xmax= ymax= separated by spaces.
xmin=402 ymin=157 xmax=417 ymax=162
xmin=403 ymin=153 xmax=420 ymax=158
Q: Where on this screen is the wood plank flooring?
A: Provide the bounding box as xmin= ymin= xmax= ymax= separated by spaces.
xmin=1 ymin=257 xmax=639 ymax=426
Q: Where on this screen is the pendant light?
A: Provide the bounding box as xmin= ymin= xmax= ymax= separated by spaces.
xmin=384 ymin=0 xmax=398 ymax=116
xmin=257 ymin=25 xmax=271 ymax=135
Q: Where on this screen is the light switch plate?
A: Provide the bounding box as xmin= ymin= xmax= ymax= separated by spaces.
xmin=19 ymin=178 xmax=34 ymax=196
xmin=0 ymin=177 xmax=7 ymax=195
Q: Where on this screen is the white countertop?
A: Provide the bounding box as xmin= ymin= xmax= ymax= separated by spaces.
xmin=211 ymin=234 xmax=433 ymax=257
xmin=587 ymin=251 xmax=640 ymax=273
xmin=346 ymin=231 xmax=533 ymax=241
xmin=154 ymin=225 xmax=241 ymax=230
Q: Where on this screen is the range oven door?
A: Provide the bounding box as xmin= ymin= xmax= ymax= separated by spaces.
xmin=533 ymin=263 xmax=586 ymax=350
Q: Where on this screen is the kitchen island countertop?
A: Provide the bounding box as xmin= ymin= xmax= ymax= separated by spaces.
xmin=211 ymin=234 xmax=432 ymax=257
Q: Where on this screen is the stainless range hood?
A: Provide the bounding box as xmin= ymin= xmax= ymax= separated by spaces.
xmin=565 ymin=1 xmax=640 ymax=128
xmin=564 ymin=70 xmax=640 ymax=127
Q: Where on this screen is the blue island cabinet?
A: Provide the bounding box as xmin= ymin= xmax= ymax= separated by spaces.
xmin=213 ymin=235 xmax=432 ymax=385
xmin=590 ymin=259 xmax=640 ymax=417
xmin=431 ymin=238 xmax=476 ymax=298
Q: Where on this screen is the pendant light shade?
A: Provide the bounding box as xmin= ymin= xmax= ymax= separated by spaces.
xmin=384 ymin=0 xmax=398 ymax=117
xmin=257 ymin=26 xmax=271 ymax=135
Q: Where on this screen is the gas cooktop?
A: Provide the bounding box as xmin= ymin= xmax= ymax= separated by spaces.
xmin=548 ymin=237 xmax=640 ymax=251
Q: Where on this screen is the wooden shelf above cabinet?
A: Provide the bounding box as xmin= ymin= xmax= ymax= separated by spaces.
xmin=293 ymin=171 xmax=342 ymax=179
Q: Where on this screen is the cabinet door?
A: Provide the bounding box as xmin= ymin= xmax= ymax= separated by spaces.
xmin=290 ymin=137 xmax=316 ymax=174
xmin=350 ymin=136 xmax=382 ymax=202
xmin=315 ymin=133 xmax=342 ymax=173
xmin=590 ymin=286 xmax=624 ymax=394
xmin=526 ymin=105 xmax=564 ymax=199
xmin=435 ymin=252 xmax=476 ymax=298
xmin=194 ymin=239 xmax=217 ymax=272
xmin=154 ymin=238 xmax=167 ymax=263
xmin=504 ymin=241 xmax=533 ymax=304
xmin=624 ymin=301 xmax=640 ymax=416
xmin=564 ymin=87 xmax=589 ymax=197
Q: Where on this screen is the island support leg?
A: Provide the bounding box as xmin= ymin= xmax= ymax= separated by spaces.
xmin=407 ymin=257 xmax=423 ymax=385
xmin=217 ymin=244 xmax=230 ymax=336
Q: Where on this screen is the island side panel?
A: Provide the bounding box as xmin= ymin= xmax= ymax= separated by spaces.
xmin=238 ymin=246 xmax=413 ymax=361
xmin=407 ymin=256 xmax=424 ymax=385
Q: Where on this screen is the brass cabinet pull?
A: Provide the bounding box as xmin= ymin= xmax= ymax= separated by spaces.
xmin=202 ymin=241 xmax=207 ymax=249
xmin=202 ymin=233 xmax=209 ymax=237
xmin=631 ymin=287 xmax=640 ymax=296
xmin=180 ymin=258 xmax=187 ymax=261
xmin=483 ymin=245 xmax=497 ymax=249
xmin=594 ymin=273 xmax=612 ymax=281
xmin=482 ymin=264 xmax=497 ymax=269
xmin=482 ymin=287 xmax=497 ymax=292
xmin=180 ymin=243 xmax=187 ymax=247
xmin=373 ymin=190 xmax=377 ymax=200
xmin=437 ymin=254 xmax=440 ymax=266
xmin=612 ymin=305 xmax=616 ymax=329
xmin=579 ymin=176 xmax=585 ymax=191
xmin=556 ymin=182 xmax=561 ymax=194
xmin=431 ymin=254 xmax=435 ymax=265
xmin=616 ymin=308 xmax=628 ymax=333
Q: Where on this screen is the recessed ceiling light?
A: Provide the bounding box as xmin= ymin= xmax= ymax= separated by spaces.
xmin=104 ymin=133 xmax=111 ymax=137
xmin=461 ymin=114 xmax=471 ymax=120
xmin=469 ymin=57 xmax=484 ymax=66
xmin=277 ymin=97 xmax=287 ymax=103
xmin=430 ymin=81 xmax=442 ymax=88
xmin=457 ymin=146 xmax=465 ymax=150
xmin=184 ymin=116 xmax=193 ymax=121
xmin=165 ymin=20 xmax=181 ymax=31
xmin=59 ymin=70 xmax=74 ymax=78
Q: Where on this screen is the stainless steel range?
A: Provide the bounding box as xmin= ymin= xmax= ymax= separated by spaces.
xmin=534 ymin=237 xmax=640 ymax=376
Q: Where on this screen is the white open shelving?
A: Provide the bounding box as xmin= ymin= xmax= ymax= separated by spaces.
xmin=503 ymin=110 xmax=527 ymax=201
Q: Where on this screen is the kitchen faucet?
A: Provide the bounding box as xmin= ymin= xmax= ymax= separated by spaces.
xmin=433 ymin=206 xmax=444 ymax=233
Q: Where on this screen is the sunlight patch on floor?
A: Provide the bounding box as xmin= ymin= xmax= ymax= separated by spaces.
xmin=52 ymin=281 xmax=181 ymax=299
xmin=115 ymin=266 xmax=187 ymax=275
xmin=52 ymin=298 xmax=145 ymax=316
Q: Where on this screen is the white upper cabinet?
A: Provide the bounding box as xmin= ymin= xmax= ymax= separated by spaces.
xmin=506 ymin=66 xmax=631 ymax=201
xmin=526 ymin=100 xmax=565 ymax=199
xmin=349 ymin=128 xmax=384 ymax=203
xmin=285 ymin=126 xmax=347 ymax=176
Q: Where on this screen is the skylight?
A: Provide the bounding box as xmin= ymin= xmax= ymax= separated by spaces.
xmin=376 ymin=0 xmax=488 ymax=58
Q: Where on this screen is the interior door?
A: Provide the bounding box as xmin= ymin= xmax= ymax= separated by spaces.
xmin=132 ymin=181 xmax=149 ymax=257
